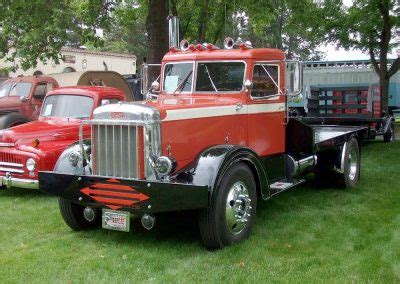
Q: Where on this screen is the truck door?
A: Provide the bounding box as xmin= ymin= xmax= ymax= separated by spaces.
xmin=30 ymin=82 xmax=54 ymax=120
xmin=247 ymin=62 xmax=286 ymax=157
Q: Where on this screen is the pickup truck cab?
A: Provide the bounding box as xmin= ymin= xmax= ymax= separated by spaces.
xmin=0 ymin=86 xmax=126 ymax=190
xmin=0 ymin=76 xmax=59 ymax=128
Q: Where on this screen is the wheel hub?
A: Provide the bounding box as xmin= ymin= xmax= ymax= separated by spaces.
xmin=225 ymin=181 xmax=252 ymax=235
xmin=348 ymin=147 xmax=357 ymax=180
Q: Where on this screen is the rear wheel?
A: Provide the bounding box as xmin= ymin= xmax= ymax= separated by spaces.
xmin=59 ymin=198 xmax=100 ymax=231
xmin=0 ymin=113 xmax=31 ymax=130
xmin=198 ymin=163 xmax=257 ymax=250
xmin=338 ymin=138 xmax=360 ymax=188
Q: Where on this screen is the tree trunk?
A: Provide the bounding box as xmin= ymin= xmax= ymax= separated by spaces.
xmin=146 ymin=0 xmax=169 ymax=64
xmin=198 ymin=0 xmax=209 ymax=43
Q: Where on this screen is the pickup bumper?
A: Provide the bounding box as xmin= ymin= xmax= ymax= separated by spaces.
xmin=1 ymin=173 xmax=39 ymax=189
xmin=38 ymin=172 xmax=209 ymax=214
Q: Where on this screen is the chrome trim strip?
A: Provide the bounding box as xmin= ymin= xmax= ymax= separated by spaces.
xmin=1 ymin=176 xmax=39 ymax=189
xmin=0 ymin=167 xmax=24 ymax=174
xmin=0 ymin=162 xmax=23 ymax=168
xmin=0 ymin=143 xmax=14 ymax=147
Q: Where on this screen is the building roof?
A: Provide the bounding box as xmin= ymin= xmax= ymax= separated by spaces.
xmin=61 ymin=47 xmax=136 ymax=60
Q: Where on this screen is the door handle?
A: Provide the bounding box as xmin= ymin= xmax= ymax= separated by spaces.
xmin=235 ymin=103 xmax=243 ymax=111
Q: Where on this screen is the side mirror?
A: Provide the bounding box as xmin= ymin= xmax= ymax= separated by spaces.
xmin=20 ymin=96 xmax=28 ymax=102
xmin=285 ymin=61 xmax=303 ymax=101
xmin=244 ymin=80 xmax=253 ymax=91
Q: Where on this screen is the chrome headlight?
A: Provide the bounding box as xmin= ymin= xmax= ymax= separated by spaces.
xmin=26 ymin=158 xmax=36 ymax=171
xmin=68 ymin=151 xmax=80 ymax=167
xmin=155 ymin=156 xmax=177 ymax=177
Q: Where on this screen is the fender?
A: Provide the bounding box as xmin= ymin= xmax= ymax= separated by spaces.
xmin=173 ymin=145 xmax=270 ymax=202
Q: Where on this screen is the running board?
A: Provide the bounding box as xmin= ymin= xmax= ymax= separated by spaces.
xmin=269 ymin=179 xmax=305 ymax=196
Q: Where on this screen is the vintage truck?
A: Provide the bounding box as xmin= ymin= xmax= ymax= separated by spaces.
xmin=39 ymin=39 xmax=366 ymax=249
xmin=0 ymin=86 xmax=126 ymax=190
xmin=0 ymin=71 xmax=133 ymax=129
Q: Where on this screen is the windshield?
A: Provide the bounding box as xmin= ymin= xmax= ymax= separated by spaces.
xmin=41 ymin=95 xmax=94 ymax=119
xmin=0 ymin=82 xmax=32 ymax=98
xmin=196 ymin=62 xmax=245 ymax=92
xmin=163 ymin=62 xmax=194 ymax=93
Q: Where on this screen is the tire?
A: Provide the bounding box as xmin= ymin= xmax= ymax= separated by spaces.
xmin=0 ymin=113 xmax=31 ymax=130
xmin=59 ymin=198 xmax=100 ymax=231
xmin=338 ymin=138 xmax=360 ymax=188
xmin=383 ymin=123 xmax=394 ymax=143
xmin=198 ymin=162 xmax=257 ymax=250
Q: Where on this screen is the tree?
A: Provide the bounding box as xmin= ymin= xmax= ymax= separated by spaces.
xmin=0 ymin=0 xmax=113 ymax=71
xmin=322 ymin=0 xmax=400 ymax=113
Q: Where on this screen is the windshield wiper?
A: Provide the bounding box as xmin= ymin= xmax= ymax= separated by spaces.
xmin=172 ymin=70 xmax=193 ymax=96
xmin=204 ymin=65 xmax=218 ymax=92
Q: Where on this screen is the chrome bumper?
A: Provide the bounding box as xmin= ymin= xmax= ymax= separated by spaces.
xmin=1 ymin=174 xmax=39 ymax=189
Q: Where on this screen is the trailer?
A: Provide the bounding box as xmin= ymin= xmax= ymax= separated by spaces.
xmin=38 ymin=39 xmax=366 ymax=249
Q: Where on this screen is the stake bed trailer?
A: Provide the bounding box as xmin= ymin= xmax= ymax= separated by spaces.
xmin=39 ymin=43 xmax=366 ymax=249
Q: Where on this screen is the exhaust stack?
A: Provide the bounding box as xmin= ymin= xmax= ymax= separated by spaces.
xmin=168 ymin=16 xmax=180 ymax=48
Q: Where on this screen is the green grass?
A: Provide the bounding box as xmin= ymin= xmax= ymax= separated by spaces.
xmin=1 ymin=141 xmax=400 ymax=283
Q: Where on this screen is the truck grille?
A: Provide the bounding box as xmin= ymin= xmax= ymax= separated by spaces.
xmin=0 ymin=152 xmax=24 ymax=174
xmin=92 ymin=124 xmax=140 ymax=179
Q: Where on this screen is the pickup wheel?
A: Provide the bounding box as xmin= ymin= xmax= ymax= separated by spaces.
xmin=59 ymin=198 xmax=100 ymax=231
xmin=339 ymin=138 xmax=360 ymax=188
xmin=0 ymin=113 xmax=31 ymax=130
xmin=383 ymin=123 xmax=395 ymax=142
xmin=198 ymin=163 xmax=257 ymax=250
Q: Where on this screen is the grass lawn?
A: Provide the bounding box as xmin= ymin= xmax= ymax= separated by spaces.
xmin=0 ymin=141 xmax=399 ymax=282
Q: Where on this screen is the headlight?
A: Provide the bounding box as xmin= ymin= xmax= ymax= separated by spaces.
xmin=26 ymin=158 xmax=36 ymax=171
xmin=68 ymin=151 xmax=80 ymax=167
xmin=155 ymin=156 xmax=177 ymax=177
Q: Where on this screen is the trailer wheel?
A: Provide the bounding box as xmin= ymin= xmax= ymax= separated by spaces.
xmin=383 ymin=123 xmax=395 ymax=142
xmin=198 ymin=163 xmax=257 ymax=250
xmin=59 ymin=198 xmax=100 ymax=231
xmin=339 ymin=138 xmax=360 ymax=188
xmin=0 ymin=114 xmax=31 ymax=130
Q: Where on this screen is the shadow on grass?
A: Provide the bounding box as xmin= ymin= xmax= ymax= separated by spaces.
xmin=0 ymin=187 xmax=51 ymax=199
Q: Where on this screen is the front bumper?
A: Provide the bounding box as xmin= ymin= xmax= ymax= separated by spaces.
xmin=1 ymin=174 xmax=39 ymax=189
xmin=39 ymin=172 xmax=209 ymax=214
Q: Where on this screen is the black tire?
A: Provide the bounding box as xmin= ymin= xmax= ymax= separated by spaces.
xmin=198 ymin=162 xmax=257 ymax=250
xmin=59 ymin=198 xmax=100 ymax=231
xmin=383 ymin=123 xmax=395 ymax=143
xmin=338 ymin=138 xmax=360 ymax=188
xmin=0 ymin=113 xmax=31 ymax=130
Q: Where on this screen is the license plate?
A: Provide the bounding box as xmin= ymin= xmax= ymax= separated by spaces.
xmin=102 ymin=209 xmax=130 ymax=232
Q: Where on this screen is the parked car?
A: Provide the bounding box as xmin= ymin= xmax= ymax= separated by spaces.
xmin=0 ymin=86 xmax=126 ymax=190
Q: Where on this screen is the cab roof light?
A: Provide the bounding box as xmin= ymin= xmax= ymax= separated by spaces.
xmin=169 ymin=46 xmax=179 ymax=53
xmin=206 ymin=43 xmax=220 ymax=50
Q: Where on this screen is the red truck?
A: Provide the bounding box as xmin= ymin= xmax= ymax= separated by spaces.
xmin=38 ymin=40 xmax=366 ymax=249
xmin=0 ymin=86 xmax=126 ymax=190
xmin=0 ymin=71 xmax=133 ymax=129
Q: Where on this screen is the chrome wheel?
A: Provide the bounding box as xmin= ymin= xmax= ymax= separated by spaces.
xmin=348 ymin=147 xmax=358 ymax=181
xmin=225 ymin=181 xmax=252 ymax=235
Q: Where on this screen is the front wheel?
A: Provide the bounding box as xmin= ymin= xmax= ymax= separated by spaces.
xmin=198 ymin=163 xmax=257 ymax=250
xmin=338 ymin=138 xmax=360 ymax=188
xmin=383 ymin=123 xmax=395 ymax=142
xmin=59 ymin=198 xmax=101 ymax=231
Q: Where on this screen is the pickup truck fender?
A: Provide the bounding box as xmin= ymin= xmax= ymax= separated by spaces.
xmin=174 ymin=145 xmax=270 ymax=202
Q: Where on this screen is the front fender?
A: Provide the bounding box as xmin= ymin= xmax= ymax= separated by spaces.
xmin=174 ymin=145 xmax=269 ymax=201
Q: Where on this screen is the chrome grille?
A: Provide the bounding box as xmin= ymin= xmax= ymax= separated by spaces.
xmin=0 ymin=152 xmax=24 ymax=174
xmin=92 ymin=124 xmax=139 ymax=178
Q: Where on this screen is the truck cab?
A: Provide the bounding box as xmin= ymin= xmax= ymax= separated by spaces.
xmin=38 ymin=42 xmax=364 ymax=249
xmin=0 ymin=76 xmax=59 ymax=128
xmin=0 ymin=86 xmax=126 ymax=190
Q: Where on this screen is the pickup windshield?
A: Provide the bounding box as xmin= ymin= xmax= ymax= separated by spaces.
xmin=0 ymin=82 xmax=32 ymax=98
xmin=41 ymin=95 xmax=94 ymax=119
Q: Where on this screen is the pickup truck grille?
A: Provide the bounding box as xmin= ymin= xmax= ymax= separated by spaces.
xmin=0 ymin=152 xmax=24 ymax=174
xmin=92 ymin=124 xmax=140 ymax=179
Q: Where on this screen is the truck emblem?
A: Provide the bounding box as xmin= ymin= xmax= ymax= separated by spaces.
xmin=110 ymin=112 xmax=125 ymax=119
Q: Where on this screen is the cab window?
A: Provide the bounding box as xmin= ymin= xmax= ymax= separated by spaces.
xmin=101 ymin=98 xmax=121 ymax=106
xmin=251 ymin=64 xmax=279 ymax=99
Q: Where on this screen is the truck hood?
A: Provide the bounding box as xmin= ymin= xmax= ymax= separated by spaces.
xmin=0 ymin=117 xmax=83 ymax=148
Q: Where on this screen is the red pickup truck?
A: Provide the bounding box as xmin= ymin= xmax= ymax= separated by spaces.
xmin=0 ymin=86 xmax=126 ymax=190
xmin=0 ymin=71 xmax=133 ymax=129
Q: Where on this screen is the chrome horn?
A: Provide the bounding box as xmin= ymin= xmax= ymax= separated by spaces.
xmin=224 ymin=37 xmax=235 ymax=49
xmin=180 ymin=39 xmax=190 ymax=51
xmin=223 ymin=37 xmax=253 ymax=49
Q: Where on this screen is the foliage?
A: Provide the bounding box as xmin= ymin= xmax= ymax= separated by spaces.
xmin=0 ymin=141 xmax=400 ymax=282
xmin=0 ymin=0 xmax=113 ymax=71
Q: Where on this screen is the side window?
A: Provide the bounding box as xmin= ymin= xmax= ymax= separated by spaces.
xmin=101 ymin=98 xmax=120 ymax=106
xmin=33 ymin=83 xmax=47 ymax=99
xmin=251 ymin=64 xmax=279 ymax=99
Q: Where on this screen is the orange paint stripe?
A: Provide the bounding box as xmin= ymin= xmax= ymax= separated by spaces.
xmin=83 ymin=189 xmax=148 ymax=201
xmin=93 ymin=196 xmax=137 ymax=206
xmin=89 ymin=183 xmax=136 ymax=192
